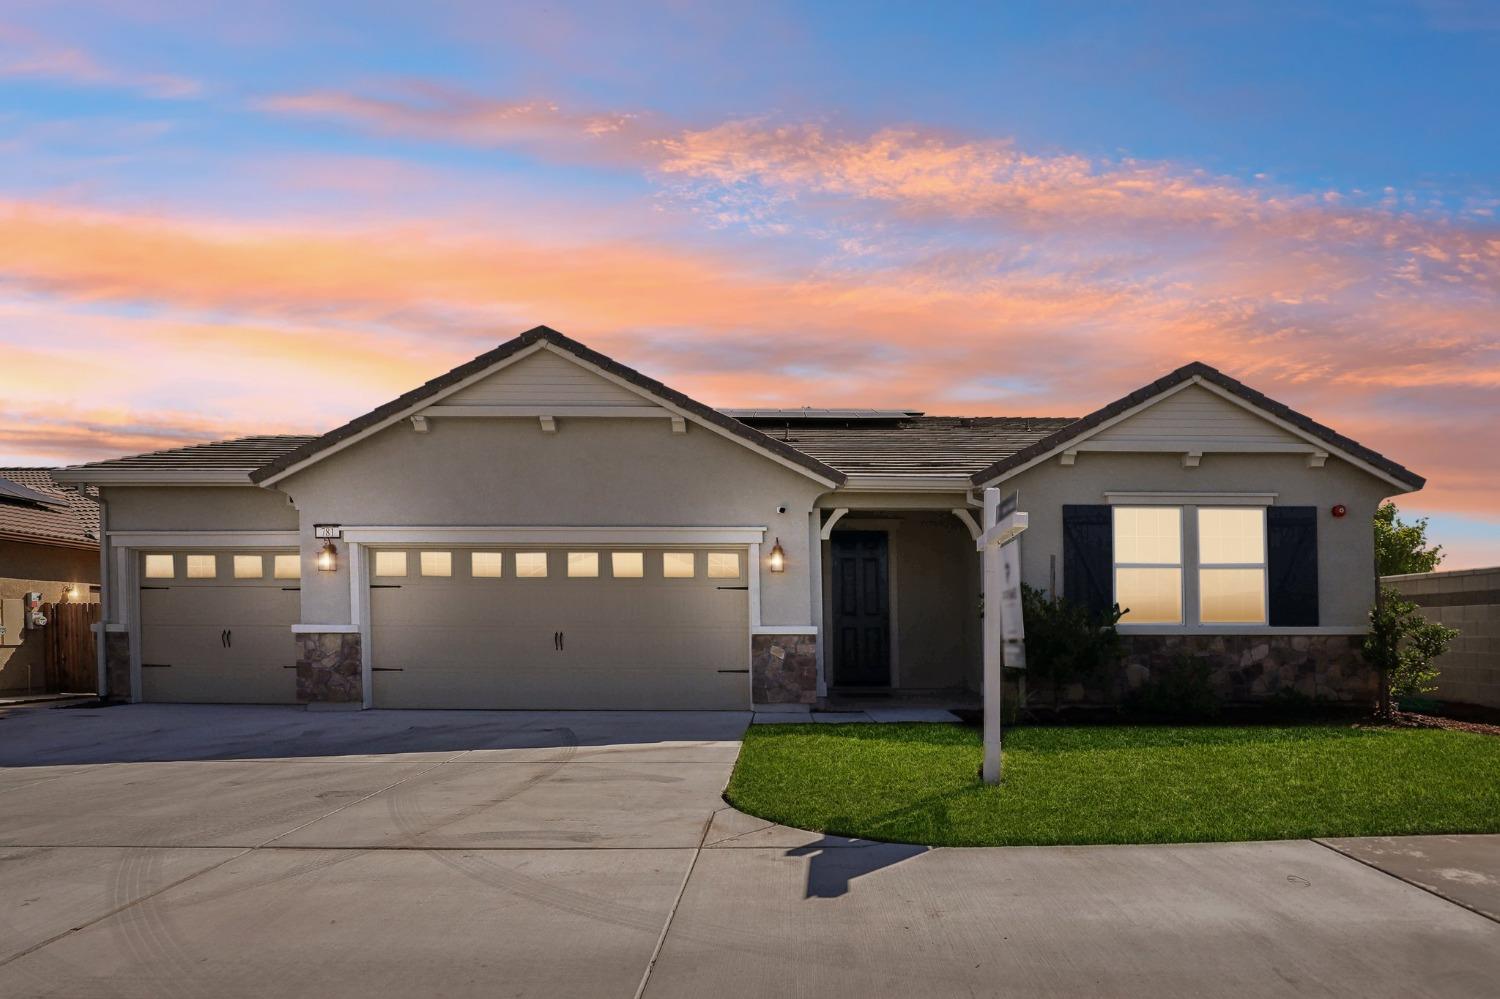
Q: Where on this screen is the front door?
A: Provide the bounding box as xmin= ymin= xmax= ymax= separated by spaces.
xmin=830 ymin=531 xmax=891 ymax=687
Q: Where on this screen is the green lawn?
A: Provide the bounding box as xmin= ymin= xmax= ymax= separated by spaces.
xmin=725 ymin=723 xmax=1500 ymax=847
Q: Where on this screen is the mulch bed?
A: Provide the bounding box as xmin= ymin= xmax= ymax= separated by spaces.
xmin=1382 ymin=710 xmax=1500 ymax=738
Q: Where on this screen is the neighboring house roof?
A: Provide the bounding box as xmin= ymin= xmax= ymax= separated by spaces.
xmin=53 ymin=436 xmax=319 ymax=485
xmin=250 ymin=326 xmax=848 ymax=487
xmin=0 ymin=469 xmax=100 ymax=550
xmin=736 ymin=415 xmax=1077 ymax=478
xmin=968 ymin=361 xmax=1426 ymax=491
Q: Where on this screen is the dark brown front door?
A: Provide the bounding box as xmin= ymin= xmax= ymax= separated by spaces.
xmin=831 ymin=531 xmax=890 ymax=687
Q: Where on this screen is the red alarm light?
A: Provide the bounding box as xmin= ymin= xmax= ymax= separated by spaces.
xmin=1331 ymin=504 xmax=1347 ymax=518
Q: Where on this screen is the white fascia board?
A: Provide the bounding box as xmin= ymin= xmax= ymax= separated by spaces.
xmin=1188 ymin=378 xmax=1418 ymax=493
xmin=107 ymin=530 xmax=300 ymax=548
xmin=256 ymin=341 xmax=550 ymax=487
xmin=422 ymin=404 xmax=672 ymax=418
xmin=976 ymin=378 xmax=1202 ymax=486
xmin=291 ymin=624 xmax=359 ymax=634
xmin=1076 ymin=439 xmax=1314 ymax=454
xmin=340 ymin=526 xmax=768 ymax=545
xmin=51 ymin=469 xmax=257 ymax=486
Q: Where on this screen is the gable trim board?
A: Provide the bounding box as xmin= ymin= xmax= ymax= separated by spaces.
xmin=251 ymin=327 xmax=846 ymax=489
xmin=970 ymin=363 xmax=1424 ymax=492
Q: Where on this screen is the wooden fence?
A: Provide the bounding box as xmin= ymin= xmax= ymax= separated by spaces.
xmin=43 ymin=601 xmax=100 ymax=694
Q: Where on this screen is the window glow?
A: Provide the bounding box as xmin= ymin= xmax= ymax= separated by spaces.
xmin=663 ymin=552 xmax=695 ymax=578
xmin=1198 ymin=508 xmax=1265 ymax=564
xmin=1114 ymin=567 xmax=1183 ymax=624
xmin=707 ymin=552 xmax=741 ymax=578
xmin=611 ymin=552 xmax=644 ymax=578
xmin=471 ymin=552 xmax=503 ymax=578
xmin=185 ymin=554 xmax=217 ymax=579
xmin=420 ymin=551 xmax=452 ymax=577
xmin=1113 ymin=507 xmax=1181 ymax=564
xmin=1200 ymin=568 xmax=1267 ymax=624
xmin=144 ymin=554 xmax=174 ymax=578
xmin=233 ymin=555 xmax=263 ymax=579
xmin=568 ymin=552 xmax=599 ymax=577
xmin=516 ymin=552 xmax=548 ymax=578
xmin=374 ymin=551 xmax=408 ymax=577
xmin=273 ymin=554 xmax=300 ymax=579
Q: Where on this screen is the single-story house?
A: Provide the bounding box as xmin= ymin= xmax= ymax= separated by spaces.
xmin=0 ymin=469 xmax=100 ymax=696
xmin=52 ymin=326 xmax=1424 ymax=711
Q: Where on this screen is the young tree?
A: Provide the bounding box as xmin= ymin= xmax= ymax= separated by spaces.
xmin=1374 ymin=501 xmax=1444 ymax=577
xmin=1363 ymin=585 xmax=1458 ymax=718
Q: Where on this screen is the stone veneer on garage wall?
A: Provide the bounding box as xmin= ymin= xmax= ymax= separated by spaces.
xmin=296 ymin=632 xmax=363 ymax=704
xmin=751 ymin=634 xmax=817 ymax=705
xmin=104 ymin=631 xmax=131 ymax=701
xmin=1033 ymin=633 xmax=1377 ymax=707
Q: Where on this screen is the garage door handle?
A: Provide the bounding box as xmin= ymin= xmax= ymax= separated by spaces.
xmin=141 ymin=663 xmax=172 ymax=669
xmin=226 ymin=629 xmax=232 ymax=648
xmin=717 ymin=669 xmax=750 ymax=674
xmin=220 ymin=629 xmax=227 ymax=648
xmin=372 ymin=667 xmax=404 ymax=672
xmin=716 ymin=585 xmax=749 ymax=591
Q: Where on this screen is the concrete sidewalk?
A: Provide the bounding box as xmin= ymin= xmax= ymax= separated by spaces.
xmin=0 ymin=704 xmax=1496 ymax=998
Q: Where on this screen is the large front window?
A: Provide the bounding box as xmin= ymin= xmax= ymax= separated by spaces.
xmin=1113 ymin=505 xmax=1267 ymax=626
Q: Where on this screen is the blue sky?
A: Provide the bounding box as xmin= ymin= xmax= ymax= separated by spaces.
xmin=1 ymin=1 xmax=1496 ymax=564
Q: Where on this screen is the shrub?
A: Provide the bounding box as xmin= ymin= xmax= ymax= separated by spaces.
xmin=1021 ymin=584 xmax=1123 ymax=711
xmin=1364 ymin=584 xmax=1458 ymax=717
xmin=1124 ymin=654 xmax=1221 ymax=720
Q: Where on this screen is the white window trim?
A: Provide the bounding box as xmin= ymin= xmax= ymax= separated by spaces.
xmin=1104 ymin=492 xmax=1275 ymax=507
xmin=341 ymin=526 xmax=767 ymax=545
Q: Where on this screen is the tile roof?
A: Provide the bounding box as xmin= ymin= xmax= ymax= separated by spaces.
xmin=61 ymin=435 xmax=319 ymax=474
xmin=741 ymin=416 xmax=1078 ymax=477
xmin=0 ymin=469 xmax=100 ymax=549
xmin=968 ymin=361 xmax=1426 ymax=490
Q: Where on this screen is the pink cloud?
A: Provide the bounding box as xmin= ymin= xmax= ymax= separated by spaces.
xmin=0 ymin=22 xmax=200 ymax=98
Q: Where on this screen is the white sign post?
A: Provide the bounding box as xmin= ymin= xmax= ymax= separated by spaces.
xmin=979 ymin=487 xmax=1027 ymax=785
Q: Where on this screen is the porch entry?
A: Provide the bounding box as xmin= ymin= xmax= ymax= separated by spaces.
xmin=830 ymin=531 xmax=891 ymax=687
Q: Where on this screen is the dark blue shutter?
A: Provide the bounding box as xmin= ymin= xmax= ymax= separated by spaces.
xmin=1267 ymin=506 xmax=1318 ymax=626
xmin=1063 ymin=505 xmax=1112 ymax=615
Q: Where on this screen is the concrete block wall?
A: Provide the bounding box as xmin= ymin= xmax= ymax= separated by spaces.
xmin=1384 ymin=567 xmax=1500 ymax=710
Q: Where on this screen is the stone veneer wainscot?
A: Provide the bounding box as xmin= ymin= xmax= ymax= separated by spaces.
xmin=296 ymin=632 xmax=363 ymax=705
xmin=750 ymin=634 xmax=817 ymax=705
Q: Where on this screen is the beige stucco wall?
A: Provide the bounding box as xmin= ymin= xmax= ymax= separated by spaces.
xmin=275 ymin=417 xmax=827 ymax=626
xmin=1 ymin=540 xmax=99 ymax=694
xmin=1001 ymin=452 xmax=1398 ymax=628
xmin=1385 ymin=567 xmax=1500 ymax=709
xmin=103 ymin=486 xmax=299 ymax=533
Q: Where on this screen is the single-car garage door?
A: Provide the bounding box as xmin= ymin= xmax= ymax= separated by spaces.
xmin=370 ymin=546 xmax=749 ymax=709
xmin=138 ymin=550 xmax=300 ymax=703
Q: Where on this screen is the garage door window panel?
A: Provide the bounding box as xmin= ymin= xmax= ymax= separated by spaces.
xmin=273 ymin=554 xmax=301 ymax=580
xmin=420 ymin=551 xmax=453 ymax=577
xmin=516 ymin=552 xmax=549 ymax=578
xmin=663 ymin=552 xmax=696 ymax=579
xmin=185 ymin=554 xmax=218 ymax=580
xmin=233 ymin=555 xmax=264 ymax=579
xmin=611 ymin=552 xmax=644 ymax=578
xmin=567 ymin=552 xmax=599 ymax=578
xmin=144 ymin=554 xmax=174 ymax=579
xmin=471 ymin=552 xmax=503 ymax=578
xmin=707 ymin=552 xmax=742 ymax=579
xmin=375 ymin=551 xmax=408 ymax=577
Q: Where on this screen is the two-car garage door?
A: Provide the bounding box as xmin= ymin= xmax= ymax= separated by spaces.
xmin=369 ymin=546 xmax=750 ymax=710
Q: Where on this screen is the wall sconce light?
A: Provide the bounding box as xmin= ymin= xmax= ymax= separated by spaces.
xmin=768 ymin=538 xmax=786 ymax=573
xmin=66 ymin=584 xmax=80 ymax=601
xmin=317 ymin=540 xmax=339 ymax=572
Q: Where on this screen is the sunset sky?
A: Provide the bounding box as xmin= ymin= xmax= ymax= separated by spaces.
xmin=1 ymin=2 xmax=1496 ymax=565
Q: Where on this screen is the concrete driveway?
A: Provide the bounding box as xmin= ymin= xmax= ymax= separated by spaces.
xmin=1 ymin=704 xmax=1497 ymax=998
